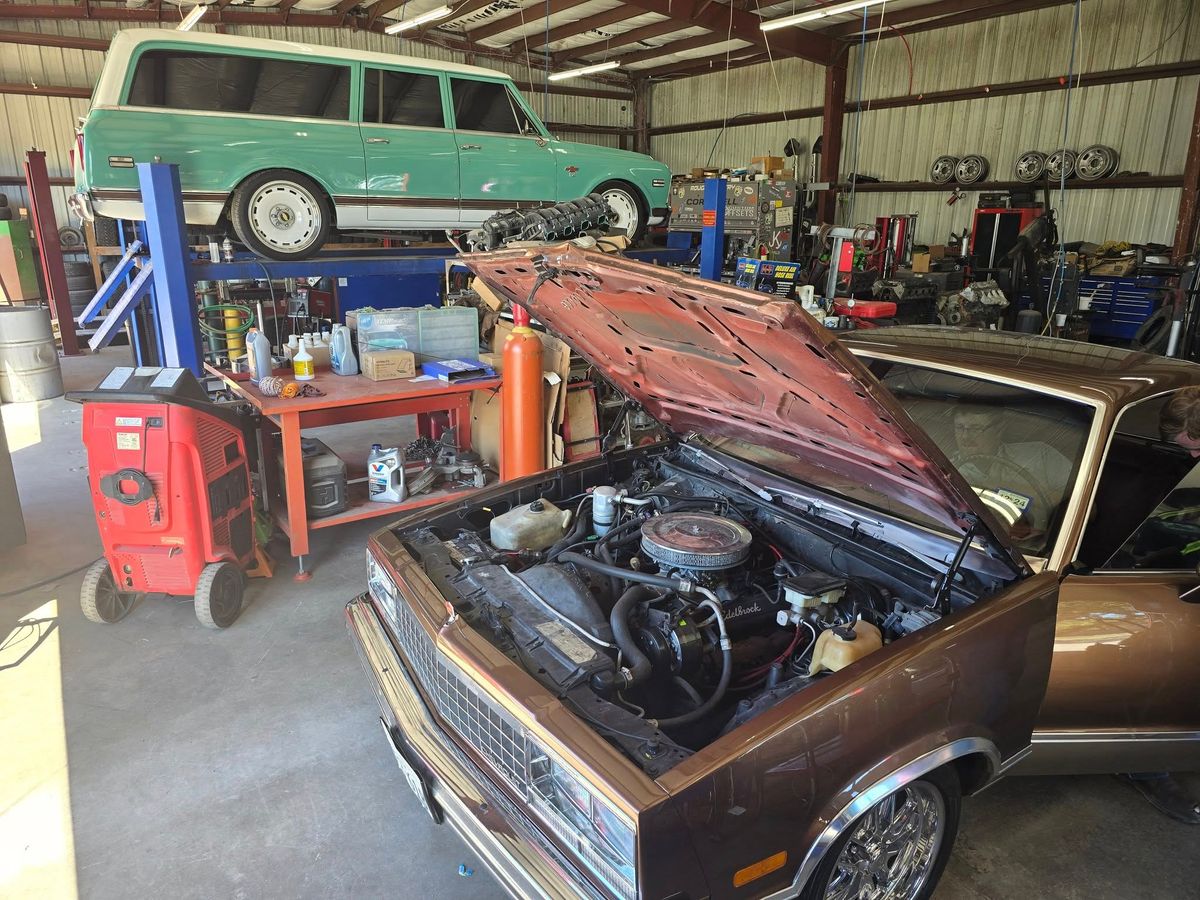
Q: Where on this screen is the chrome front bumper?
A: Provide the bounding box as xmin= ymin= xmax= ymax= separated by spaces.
xmin=345 ymin=593 xmax=604 ymax=900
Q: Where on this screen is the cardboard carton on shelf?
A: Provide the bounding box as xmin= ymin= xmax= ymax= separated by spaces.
xmin=360 ymin=348 xmax=416 ymax=381
xmin=750 ymin=155 xmax=785 ymax=175
xmin=911 ymin=252 xmax=932 ymax=273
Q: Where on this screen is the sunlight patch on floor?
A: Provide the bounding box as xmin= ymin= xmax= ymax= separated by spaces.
xmin=0 ymin=598 xmax=78 ymax=899
xmin=1 ymin=401 xmax=42 ymax=453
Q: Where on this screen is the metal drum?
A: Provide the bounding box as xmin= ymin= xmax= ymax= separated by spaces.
xmin=0 ymin=306 xmax=64 ymax=403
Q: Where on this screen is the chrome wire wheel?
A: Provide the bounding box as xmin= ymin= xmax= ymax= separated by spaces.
xmin=1014 ymin=150 xmax=1047 ymax=183
xmin=824 ymin=781 xmax=946 ymax=900
xmin=247 ymin=180 xmax=323 ymax=255
xmin=929 ymin=156 xmax=958 ymax=184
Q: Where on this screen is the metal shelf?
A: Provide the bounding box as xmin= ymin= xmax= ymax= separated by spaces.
xmin=838 ymin=175 xmax=1184 ymax=193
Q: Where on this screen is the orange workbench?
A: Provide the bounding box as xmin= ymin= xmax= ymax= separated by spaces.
xmin=207 ymin=365 xmax=501 ymax=577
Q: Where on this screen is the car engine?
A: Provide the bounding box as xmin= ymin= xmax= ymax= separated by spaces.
xmin=399 ymin=455 xmax=983 ymax=776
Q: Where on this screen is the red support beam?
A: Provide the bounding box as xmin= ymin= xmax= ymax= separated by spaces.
xmin=466 ymin=0 xmax=592 ymax=44
xmin=516 ymin=5 xmax=631 ymax=51
xmin=637 ymin=51 xmax=769 ymax=80
xmin=554 ymin=19 xmax=685 ymax=65
xmin=1174 ymin=79 xmax=1200 ymax=264
xmin=614 ymin=32 xmax=748 ymax=68
xmin=0 ymin=29 xmax=109 ymax=51
xmin=0 ymin=83 xmax=91 ymax=99
xmin=23 ymin=150 xmax=79 ymax=356
xmin=818 ymin=62 xmax=845 ymax=225
xmin=619 ymin=0 xmax=836 ymax=64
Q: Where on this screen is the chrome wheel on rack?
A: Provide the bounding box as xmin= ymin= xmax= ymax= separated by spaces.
xmin=1014 ymin=150 xmax=1047 ymax=183
xmin=1076 ymin=144 xmax=1119 ymax=181
xmin=954 ymin=155 xmax=989 ymax=185
xmin=1045 ymin=148 xmax=1077 ymax=181
xmin=929 ymin=156 xmax=958 ymax=184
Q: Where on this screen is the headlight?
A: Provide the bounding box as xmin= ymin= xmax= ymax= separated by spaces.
xmin=366 ymin=548 xmax=398 ymax=621
xmin=528 ymin=743 xmax=636 ymax=900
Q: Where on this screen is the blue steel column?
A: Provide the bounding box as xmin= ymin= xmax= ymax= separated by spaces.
xmin=138 ymin=162 xmax=202 ymax=373
xmin=699 ymin=177 xmax=726 ymax=281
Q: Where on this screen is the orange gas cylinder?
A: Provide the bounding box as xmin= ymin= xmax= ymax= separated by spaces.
xmin=501 ymin=305 xmax=545 ymax=480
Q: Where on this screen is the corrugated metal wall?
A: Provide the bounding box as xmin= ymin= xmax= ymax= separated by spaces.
xmin=652 ymin=0 xmax=1200 ymax=246
xmin=0 ymin=19 xmax=631 ymax=225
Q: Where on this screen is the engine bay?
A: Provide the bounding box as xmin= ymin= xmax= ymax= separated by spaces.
xmin=398 ymin=447 xmax=1005 ymax=776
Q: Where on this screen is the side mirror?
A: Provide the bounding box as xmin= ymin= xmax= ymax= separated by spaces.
xmin=1063 ymin=559 xmax=1092 ymax=577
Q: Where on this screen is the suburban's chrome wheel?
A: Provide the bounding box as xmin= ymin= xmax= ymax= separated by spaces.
xmin=248 ymin=180 xmax=322 ymax=254
xmin=824 ymin=781 xmax=946 ymax=900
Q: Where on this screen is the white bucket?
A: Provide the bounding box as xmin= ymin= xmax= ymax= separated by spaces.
xmin=0 ymin=306 xmax=64 ymax=403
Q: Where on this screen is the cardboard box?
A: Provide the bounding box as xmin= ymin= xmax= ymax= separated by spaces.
xmin=360 ymin=348 xmax=416 ymax=381
xmin=477 ymin=351 xmax=503 ymax=372
xmin=911 ymin=252 xmax=932 ymax=273
xmin=926 ymin=244 xmax=947 ymax=259
xmin=770 ymin=169 xmax=796 ymax=181
xmin=751 ymin=155 xmax=785 ymax=174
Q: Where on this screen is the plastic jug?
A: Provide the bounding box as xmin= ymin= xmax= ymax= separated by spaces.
xmin=330 ymin=324 xmax=359 ymax=376
xmin=489 ymin=498 xmax=572 ymax=550
xmin=368 ymin=444 xmax=405 ymax=502
xmin=246 ymin=327 xmax=272 ymax=383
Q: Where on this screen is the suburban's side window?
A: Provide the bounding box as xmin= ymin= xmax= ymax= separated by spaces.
xmin=450 ymin=78 xmax=528 ymax=134
xmin=363 ymin=68 xmax=445 ymax=128
xmin=126 ymin=50 xmax=350 ymax=120
xmin=1077 ymin=392 xmax=1199 ymax=568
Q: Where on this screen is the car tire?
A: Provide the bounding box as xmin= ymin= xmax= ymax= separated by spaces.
xmin=595 ymin=180 xmax=647 ymax=245
xmin=0 ymin=207 xmax=12 ymax=221
xmin=66 ymin=273 xmax=94 ymax=292
xmin=193 ymin=560 xmax=244 ymax=629
xmin=799 ymin=765 xmax=961 ymax=900
xmin=80 ymin=558 xmax=139 ymax=624
xmin=69 ymin=288 xmax=95 ymax=314
xmin=230 ymin=169 xmax=331 ymax=261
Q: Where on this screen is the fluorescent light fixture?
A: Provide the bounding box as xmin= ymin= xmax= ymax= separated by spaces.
xmin=761 ymin=0 xmax=888 ymax=31
xmin=547 ymin=60 xmax=620 ymax=82
xmin=177 ymin=4 xmax=207 ymax=31
xmin=384 ymin=5 xmax=453 ymax=33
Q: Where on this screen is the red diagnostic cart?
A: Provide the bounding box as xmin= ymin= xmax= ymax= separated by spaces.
xmin=68 ymin=367 xmax=257 ymax=628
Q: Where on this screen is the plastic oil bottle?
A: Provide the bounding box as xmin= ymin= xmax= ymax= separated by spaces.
xmin=292 ymin=337 xmax=315 ymax=381
xmin=367 ymin=444 xmax=405 ymax=502
xmin=246 ymin=327 xmax=273 ymax=383
xmin=330 ymin=324 xmax=358 ymax=376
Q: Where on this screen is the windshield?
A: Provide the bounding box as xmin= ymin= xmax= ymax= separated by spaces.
xmin=863 ymin=360 xmax=1094 ymax=557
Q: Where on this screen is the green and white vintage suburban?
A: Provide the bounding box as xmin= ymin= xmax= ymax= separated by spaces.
xmin=71 ymin=29 xmax=670 ymax=259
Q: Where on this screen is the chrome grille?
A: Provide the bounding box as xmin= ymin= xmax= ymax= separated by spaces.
xmin=384 ymin=585 xmax=531 ymax=796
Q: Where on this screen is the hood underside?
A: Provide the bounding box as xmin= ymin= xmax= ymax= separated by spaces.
xmin=465 ymin=243 xmax=1020 ymax=562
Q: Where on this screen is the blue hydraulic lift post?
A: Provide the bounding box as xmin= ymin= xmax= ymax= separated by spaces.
xmin=699 ymin=177 xmax=726 ymax=281
xmin=138 ymin=162 xmax=202 ymax=374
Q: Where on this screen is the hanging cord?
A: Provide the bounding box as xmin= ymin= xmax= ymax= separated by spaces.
xmin=756 ymin=0 xmax=789 ymax=132
xmin=1044 ymin=0 xmax=1084 ymax=331
xmin=845 ymin=5 xmax=871 ymax=224
xmin=1133 ymin=7 xmax=1189 ymax=67
xmin=708 ymin=0 xmax=738 ymax=168
xmin=544 ymin=0 xmax=550 ymax=119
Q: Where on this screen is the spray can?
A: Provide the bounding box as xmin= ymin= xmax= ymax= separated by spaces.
xmin=292 ymin=339 xmax=315 ymax=381
xmin=368 ymin=444 xmax=406 ymax=502
xmin=246 ymin=327 xmax=272 ymax=383
xmin=330 ymin=324 xmax=358 ymax=376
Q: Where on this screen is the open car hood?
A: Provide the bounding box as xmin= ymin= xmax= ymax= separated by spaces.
xmin=465 ymin=243 xmax=1024 ymax=568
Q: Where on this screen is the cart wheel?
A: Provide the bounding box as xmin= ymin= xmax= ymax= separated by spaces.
xmin=194 ymin=561 xmax=244 ymax=629
xmin=80 ymin=558 xmax=139 ymax=624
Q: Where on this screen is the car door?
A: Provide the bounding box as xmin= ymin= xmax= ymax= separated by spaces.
xmin=448 ymin=77 xmax=557 ymax=221
xmin=1031 ymin=391 xmax=1200 ymax=774
xmin=360 ymin=65 xmax=459 ymax=226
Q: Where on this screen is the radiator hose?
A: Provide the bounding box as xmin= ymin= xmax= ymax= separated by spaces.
xmin=590 ymin=585 xmax=658 ymax=694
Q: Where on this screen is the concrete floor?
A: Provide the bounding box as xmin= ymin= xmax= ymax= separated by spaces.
xmin=1 ymin=347 xmax=1196 ymax=900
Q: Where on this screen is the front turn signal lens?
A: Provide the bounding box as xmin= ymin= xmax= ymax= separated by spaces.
xmin=733 ymin=850 xmax=788 ymax=888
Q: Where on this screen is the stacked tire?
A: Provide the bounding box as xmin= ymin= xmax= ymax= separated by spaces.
xmin=66 ymin=260 xmax=96 ymax=318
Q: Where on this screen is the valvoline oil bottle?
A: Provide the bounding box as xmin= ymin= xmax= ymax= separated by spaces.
xmin=367 ymin=443 xmax=405 ymax=502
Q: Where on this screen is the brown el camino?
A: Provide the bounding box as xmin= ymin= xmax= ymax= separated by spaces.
xmin=346 ymin=244 xmax=1200 ymax=900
